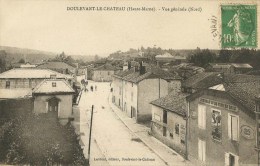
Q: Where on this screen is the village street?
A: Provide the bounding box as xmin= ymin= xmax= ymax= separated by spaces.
xmin=78 ymin=81 xmax=167 ymax=166
xmin=76 ymin=80 xmax=189 ymax=166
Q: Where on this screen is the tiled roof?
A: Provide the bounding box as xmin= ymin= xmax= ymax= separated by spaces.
xmin=0 ymin=88 xmax=32 ymax=99
xmin=208 ymin=63 xmax=252 ymax=69
xmin=231 ymin=63 xmax=252 ymax=68
xmin=188 ymin=74 xmax=260 ymax=114
xmin=151 ymin=92 xmax=189 ymax=117
xmin=122 ymin=67 xmax=181 ymax=83
xmin=222 ymin=74 xmax=260 ymax=111
xmin=113 ymin=68 xmax=136 ymax=78
xmin=246 ymin=70 xmax=260 ymax=76
xmin=156 ymin=52 xmax=173 ymax=58
xmin=208 ymin=63 xmax=232 ymax=69
xmin=0 ymin=68 xmax=73 ymax=79
xmin=94 ymin=64 xmax=121 ymax=71
xmin=37 ymin=61 xmax=75 ymax=70
xmin=33 ymin=79 xmax=75 ymax=94
xmin=182 ymin=72 xmax=221 ymax=89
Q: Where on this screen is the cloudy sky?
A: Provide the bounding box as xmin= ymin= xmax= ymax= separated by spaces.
xmin=0 ymin=0 xmax=259 ymax=56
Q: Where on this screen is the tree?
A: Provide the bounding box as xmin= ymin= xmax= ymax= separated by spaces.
xmin=189 ymin=49 xmax=217 ymax=67
xmin=0 ymin=113 xmax=87 ymax=165
xmin=218 ymin=50 xmax=232 ymax=63
xmin=94 ymin=55 xmax=99 ymax=61
xmin=18 ymin=58 xmax=25 ymax=63
xmin=0 ymin=51 xmax=7 ymax=72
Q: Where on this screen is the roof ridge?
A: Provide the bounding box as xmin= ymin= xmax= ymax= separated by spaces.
xmin=32 ymin=79 xmax=74 ymax=93
xmin=32 ymin=79 xmax=46 ymax=92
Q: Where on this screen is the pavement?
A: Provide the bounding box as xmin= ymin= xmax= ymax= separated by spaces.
xmin=108 ymin=92 xmax=192 ymax=166
xmin=72 ymin=89 xmax=109 ymax=166
xmin=73 ymin=80 xmax=193 ymax=166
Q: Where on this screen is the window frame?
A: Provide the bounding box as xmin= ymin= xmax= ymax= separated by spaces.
xmin=211 ymin=108 xmax=222 ymax=141
xmin=198 ymin=139 xmax=206 ymax=162
xmin=5 ymin=80 xmax=10 ymax=89
xmin=163 ymin=110 xmax=167 ymax=124
xmin=175 ymin=123 xmax=180 ymax=135
xmin=198 ymin=104 xmax=206 ymax=129
xmin=228 ymin=113 xmax=239 ymax=141
xmin=163 ymin=127 xmax=167 ymax=137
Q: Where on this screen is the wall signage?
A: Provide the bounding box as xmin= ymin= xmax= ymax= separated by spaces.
xmin=241 ymin=125 xmax=254 ymax=140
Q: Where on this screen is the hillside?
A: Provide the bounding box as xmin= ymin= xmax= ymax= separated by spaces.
xmin=0 ymin=46 xmax=100 ymax=64
xmin=0 ymin=46 xmax=57 ymax=64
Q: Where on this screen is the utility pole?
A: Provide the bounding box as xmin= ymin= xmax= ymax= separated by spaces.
xmin=87 ymin=105 xmax=94 ymax=165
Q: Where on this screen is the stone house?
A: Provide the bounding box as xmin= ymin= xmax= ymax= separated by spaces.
xmin=206 ymin=63 xmax=253 ymax=74
xmin=186 ymin=74 xmax=260 ymax=165
xmin=0 ymin=68 xmax=74 ymax=89
xmin=155 ymin=52 xmax=186 ymax=66
xmin=37 ymin=61 xmax=76 ymax=75
xmin=181 ymin=72 xmax=222 ymax=94
xmin=173 ymin=63 xmax=205 ymax=80
xmin=150 ymin=92 xmax=189 ymax=157
xmin=93 ymin=64 xmax=121 ymax=82
xmin=33 ymin=79 xmax=75 ymax=122
xmin=112 ymin=64 xmax=182 ymax=123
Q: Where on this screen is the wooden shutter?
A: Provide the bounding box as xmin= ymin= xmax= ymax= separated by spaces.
xmin=224 ymin=153 xmax=229 ymax=166
xmin=202 ymin=140 xmax=206 ymax=161
xmin=231 ymin=116 xmax=239 ymax=141
xmin=198 ymin=105 xmax=202 ymax=127
xmin=198 ymin=104 xmax=206 ymax=129
xmin=202 ymin=107 xmax=206 ymax=129
xmin=198 ymin=139 xmax=202 ymax=161
xmin=228 ymin=114 xmax=231 ymax=139
xmin=235 ymin=155 xmax=239 ymax=166
xmin=198 ymin=139 xmax=206 ymax=162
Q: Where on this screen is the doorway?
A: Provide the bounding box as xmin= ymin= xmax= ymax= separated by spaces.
xmin=131 ymin=106 xmax=136 ymax=118
xmin=47 ymin=97 xmax=60 ymax=117
xmin=225 ymin=152 xmax=238 ymax=166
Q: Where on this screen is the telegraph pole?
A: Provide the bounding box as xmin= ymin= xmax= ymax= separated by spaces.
xmin=87 ymin=105 xmax=94 ymax=165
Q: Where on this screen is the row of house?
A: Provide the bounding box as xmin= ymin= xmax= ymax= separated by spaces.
xmin=111 ymin=62 xmax=182 ymax=123
xmin=0 ymin=68 xmax=76 ymax=124
xmin=112 ymin=62 xmax=260 ymax=165
xmin=205 ymin=63 xmax=253 ymax=74
xmin=149 ymin=73 xmax=260 ymax=165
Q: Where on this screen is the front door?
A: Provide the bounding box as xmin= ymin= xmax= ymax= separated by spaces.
xmin=229 ymin=154 xmax=235 ymax=166
xmin=48 ymin=97 xmax=59 ymax=117
xmin=131 ymin=107 xmax=136 ymax=118
xmin=225 ymin=153 xmax=238 ymax=166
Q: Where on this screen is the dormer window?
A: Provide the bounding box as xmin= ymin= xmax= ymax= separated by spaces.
xmin=52 ymin=82 xmax=56 ymax=87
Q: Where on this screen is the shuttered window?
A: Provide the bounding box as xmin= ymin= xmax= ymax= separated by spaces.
xmin=228 ymin=114 xmax=239 ymax=141
xmin=198 ymin=139 xmax=206 ymax=162
xmin=198 ymin=104 xmax=206 ymax=129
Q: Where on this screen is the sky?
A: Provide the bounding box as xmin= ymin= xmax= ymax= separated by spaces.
xmin=0 ymin=0 xmax=259 ymax=56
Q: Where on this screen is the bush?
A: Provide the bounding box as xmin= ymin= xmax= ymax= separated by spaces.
xmin=0 ymin=113 xmax=87 ymax=165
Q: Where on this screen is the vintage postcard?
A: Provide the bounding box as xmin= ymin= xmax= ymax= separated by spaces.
xmin=0 ymin=0 xmax=260 ymax=165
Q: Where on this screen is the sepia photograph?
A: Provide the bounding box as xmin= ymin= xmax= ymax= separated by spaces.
xmin=0 ymin=0 xmax=259 ymax=165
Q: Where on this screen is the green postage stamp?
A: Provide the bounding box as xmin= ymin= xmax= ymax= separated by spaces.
xmin=221 ymin=4 xmax=257 ymax=48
